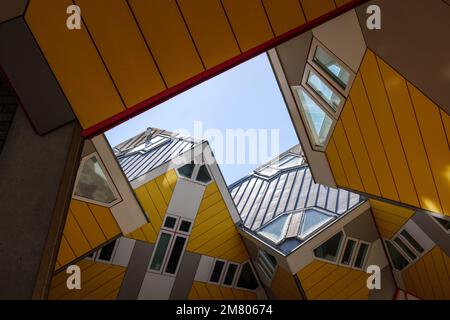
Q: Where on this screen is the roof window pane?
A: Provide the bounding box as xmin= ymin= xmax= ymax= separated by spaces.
xmin=306 ymin=69 xmax=343 ymax=111
xmin=298 ymin=209 xmax=333 ymax=239
xmin=313 ymin=46 xmax=351 ymax=90
xmin=258 ymin=214 xmax=291 ymax=244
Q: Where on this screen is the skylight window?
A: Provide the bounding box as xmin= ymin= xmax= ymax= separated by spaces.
xmin=258 ymin=214 xmax=291 ymax=244
xmin=128 ymin=134 xmax=170 ymax=154
xmin=275 ymin=155 xmax=303 ymax=169
xmin=298 ymin=209 xmax=333 ymax=239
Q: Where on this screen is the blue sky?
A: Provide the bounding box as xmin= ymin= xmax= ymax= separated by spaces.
xmin=105 ymin=53 xmax=299 ymax=185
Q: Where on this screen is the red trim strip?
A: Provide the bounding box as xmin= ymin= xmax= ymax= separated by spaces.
xmin=81 ymin=0 xmax=369 ymax=138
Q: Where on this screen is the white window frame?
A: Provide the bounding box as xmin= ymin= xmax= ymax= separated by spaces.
xmin=221 ymin=262 xmax=240 ymax=288
xmin=175 ymin=163 xmax=213 ymax=186
xmin=313 ymin=230 xmax=346 ymax=264
xmin=177 ymin=218 xmax=193 ymax=235
xmin=291 ymin=85 xmax=337 ymax=152
xmin=148 ymin=216 xmax=191 ymax=277
xmin=307 ymin=38 xmax=355 ymax=97
xmin=302 ymin=64 xmax=345 ymax=119
xmin=256 ymin=250 xmax=277 ymax=282
xmin=391 ymin=228 xmax=426 ymax=265
xmin=95 ymin=239 xmax=119 ymax=264
xmin=72 ymin=152 xmax=122 ymax=207
xmin=208 ymin=259 xmax=227 ymax=285
xmin=256 ymin=213 xmax=292 ymax=245
xmin=338 ymin=237 xmax=359 ymax=267
xmin=352 ymin=240 xmax=371 ymax=270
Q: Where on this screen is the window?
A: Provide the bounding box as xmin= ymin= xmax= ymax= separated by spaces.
xmin=128 ymin=135 xmax=170 ymax=154
xmin=73 ymin=154 xmax=120 ymax=206
xmin=394 ymin=237 xmax=417 ymax=260
xmin=256 ymin=250 xmax=277 ymax=280
xmin=257 ymin=214 xmax=291 ymax=244
xmin=148 ymin=215 xmax=192 ymax=276
xmin=256 ymin=166 xmax=280 ymax=178
xmin=303 ymin=65 xmax=344 ymax=113
xmin=340 ymin=239 xmax=357 ymax=266
xmin=236 ymin=262 xmax=259 ymax=290
xmin=314 ymin=231 xmax=344 ymax=262
xmin=400 ymin=230 xmax=424 ymax=253
xmin=176 ymin=162 xmax=213 ymax=185
xmin=223 ymin=263 xmax=239 ymax=286
xmin=298 ymin=209 xmax=333 ymax=239
xmin=96 ymin=240 xmax=117 ymax=263
xmin=353 ymin=242 xmax=369 ymax=269
xmin=434 ymin=216 xmax=450 ymax=233
xmin=386 ymin=240 xmax=409 ymax=271
xmin=177 ymin=162 xmax=195 ymax=179
xmin=292 ymin=87 xmax=334 ymax=149
xmin=210 ymin=260 xmax=226 ymax=283
xmin=310 ymin=41 xmax=353 ymax=93
xmin=196 ymin=165 xmax=212 ymax=183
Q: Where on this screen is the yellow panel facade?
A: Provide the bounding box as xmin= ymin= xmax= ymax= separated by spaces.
xmin=189 ymin=281 xmax=257 ymax=300
xmin=49 ymin=260 xmax=126 ymax=300
xmin=271 ymin=266 xmax=303 ymax=300
xmin=127 ymin=0 xmax=205 ymax=87
xmin=221 ymin=0 xmax=273 ymax=52
xmin=370 ymin=199 xmax=414 ymax=239
xmin=177 ymin=0 xmax=240 ymax=69
xmin=402 ymin=246 xmax=450 ymax=300
xmin=126 ymin=170 xmax=178 ymax=244
xmin=25 ymin=0 xmax=125 ymax=129
xmin=297 ymin=260 xmax=369 ymax=300
xmin=300 ymin=0 xmax=336 ymax=21
xmin=327 ymin=50 xmax=450 ymax=217
xmin=55 ymin=199 xmax=121 ymax=270
xmin=75 ymin=0 xmax=166 ymax=107
xmin=187 ymin=183 xmax=249 ymax=263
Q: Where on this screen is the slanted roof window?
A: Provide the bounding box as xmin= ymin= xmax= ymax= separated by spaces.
xmin=298 ymin=209 xmax=333 ymax=239
xmin=293 ymin=87 xmax=334 ymax=149
xmin=304 ymin=66 xmax=344 ymax=112
xmin=256 ymin=166 xmax=280 ymax=178
xmin=128 ymin=135 xmax=170 ymax=154
xmin=177 ymin=162 xmax=195 ymax=179
xmin=275 ymin=155 xmax=303 ymax=169
xmin=73 ymin=154 xmax=119 ymax=206
xmin=258 ymin=214 xmax=291 ymax=244
xmin=196 ymin=165 xmax=212 ymax=183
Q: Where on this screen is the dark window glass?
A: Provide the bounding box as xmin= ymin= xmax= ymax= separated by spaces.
xmin=400 ymin=230 xmax=424 ymax=253
xmin=386 ymin=241 xmax=409 ymax=271
xmin=223 ymin=264 xmax=238 ymax=286
xmin=98 ymin=240 xmax=116 ymax=262
xmin=340 ymin=239 xmax=356 ymax=265
xmin=164 ymin=216 xmax=177 ymax=229
xmin=353 ymin=243 xmax=369 ymax=268
xmin=196 ymin=165 xmax=212 ymax=183
xmin=179 ymin=220 xmax=192 ymax=233
xmin=263 ymin=251 xmax=277 ymax=268
xmin=165 ymin=236 xmax=186 ymax=274
xmin=313 ymin=231 xmax=343 ymax=262
xmin=210 ymin=260 xmax=225 ymax=283
xmin=150 ymin=233 xmax=172 ymax=271
xmin=177 ymin=162 xmax=195 ymax=179
xmin=86 ymin=252 xmax=95 ymax=259
xmin=394 ymin=237 xmax=417 ymax=260
xmin=435 ymin=217 xmax=450 ymax=231
xmin=236 ymin=263 xmax=259 ymax=290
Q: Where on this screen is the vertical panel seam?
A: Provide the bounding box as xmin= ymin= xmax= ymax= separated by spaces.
xmin=218 ymin=0 xmax=243 ymax=53
xmin=260 ymin=0 xmax=276 ymax=37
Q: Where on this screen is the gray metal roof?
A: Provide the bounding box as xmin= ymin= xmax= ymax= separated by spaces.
xmin=114 ymin=128 xmax=201 ymax=182
xmin=229 ymin=146 xmax=365 ymax=254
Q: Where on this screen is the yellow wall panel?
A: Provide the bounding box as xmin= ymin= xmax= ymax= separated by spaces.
xmin=332 ymin=120 xmax=364 ymax=192
xmin=128 ymin=0 xmax=205 ymax=87
xmin=64 ymin=211 xmax=91 ymax=257
xmin=177 ymin=0 xmax=240 ymax=68
xmin=300 ymin=0 xmax=336 ymax=21
xmin=378 ymin=59 xmax=443 ymax=214
xmin=335 ymin=0 xmax=354 ymax=6
xmin=403 ymin=246 xmax=450 ymax=300
xmin=370 ymin=199 xmax=414 ymax=239
xmin=219 ymin=287 xmax=236 ymax=299
xmin=187 ymin=183 xmax=249 ymax=263
xmin=348 ymin=75 xmax=399 ymax=201
xmin=206 ymin=283 xmax=224 ymax=299
xmin=325 ymin=137 xmax=349 ymax=188
xmin=360 ymin=51 xmax=419 ymax=207
xmin=221 ymin=0 xmax=273 ymax=52
xmin=25 ymin=0 xmax=125 ymax=129
xmin=49 ymin=261 xmax=126 ymax=300
xmin=297 ymin=260 xmax=369 ymax=300
xmin=409 ymin=84 xmax=450 ymax=216
xmin=340 ymin=100 xmax=381 ymax=196
xmin=88 ymin=203 xmax=121 ymax=239
xmin=189 ymin=281 xmax=255 ymax=300
xmin=75 ymin=0 xmax=166 ymax=107
xmin=70 ymin=200 xmax=107 ymax=248
xmin=262 ymin=0 xmax=306 ymax=36
xmin=56 ymin=236 xmax=76 ymax=268
xmin=271 ymin=266 xmax=302 ymax=300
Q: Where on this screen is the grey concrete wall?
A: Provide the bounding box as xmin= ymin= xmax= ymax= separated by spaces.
xmin=412 ymin=212 xmax=450 ymax=257
xmin=368 ymin=266 xmax=397 ymax=300
xmin=343 ymin=209 xmax=379 ymax=243
xmin=169 ymin=252 xmax=201 ymax=300
xmin=0 ymin=108 xmax=77 ymax=299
